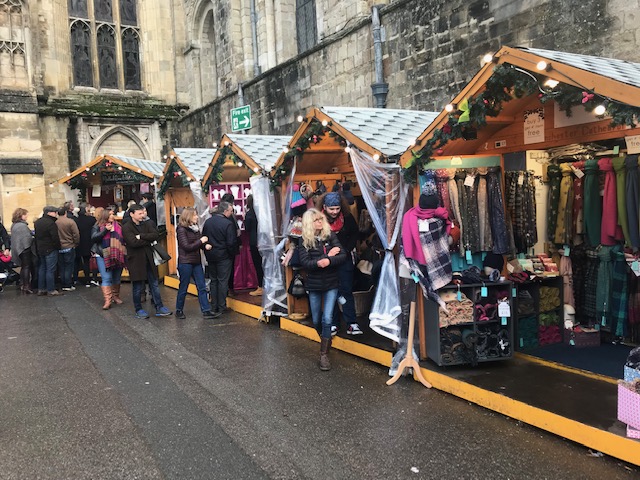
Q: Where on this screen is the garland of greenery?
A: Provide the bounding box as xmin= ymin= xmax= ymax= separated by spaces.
xmin=404 ymin=63 xmax=640 ymax=184
xmin=269 ymin=119 xmax=346 ymax=189
xmin=156 ymin=158 xmax=190 ymax=200
xmin=201 ymin=145 xmax=266 ymax=193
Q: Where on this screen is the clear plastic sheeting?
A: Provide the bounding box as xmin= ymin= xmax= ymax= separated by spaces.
xmin=154 ymin=180 xmax=166 ymax=226
xmin=349 ymin=147 xmax=408 ymax=342
xmin=251 ymin=175 xmax=288 ymax=317
xmin=189 ymin=181 xmax=211 ymax=229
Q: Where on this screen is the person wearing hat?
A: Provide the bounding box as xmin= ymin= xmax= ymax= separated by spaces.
xmin=34 ymin=206 xmax=62 ymax=296
xmin=322 ymin=191 xmax=362 ymax=336
xmin=140 ymin=192 xmax=157 ymax=225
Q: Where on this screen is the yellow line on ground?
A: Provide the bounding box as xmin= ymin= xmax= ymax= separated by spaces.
xmin=515 ymin=352 xmax=619 ymax=385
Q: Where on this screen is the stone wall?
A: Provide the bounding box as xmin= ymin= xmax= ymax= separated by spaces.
xmin=176 ymin=0 xmax=639 ymax=147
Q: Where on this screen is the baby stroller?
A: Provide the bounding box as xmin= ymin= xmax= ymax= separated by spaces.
xmin=0 ymin=253 xmax=20 ymax=293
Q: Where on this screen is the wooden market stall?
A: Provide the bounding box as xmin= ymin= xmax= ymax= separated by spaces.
xmin=157 ymin=148 xmax=216 ymax=275
xmin=398 ymin=45 xmax=640 ymax=362
xmin=271 ymin=106 xmax=438 ymax=338
xmin=200 ymin=134 xmax=291 ymax=292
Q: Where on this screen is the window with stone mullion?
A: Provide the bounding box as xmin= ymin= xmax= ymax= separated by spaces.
xmin=295 ymin=0 xmax=317 ymax=54
xmin=68 ymin=0 xmax=88 ymax=18
xmin=97 ymin=24 xmax=118 ymax=88
xmin=122 ymin=27 xmax=140 ymax=90
xmin=70 ymin=20 xmax=93 ymax=86
xmin=94 ymin=0 xmax=113 ymax=23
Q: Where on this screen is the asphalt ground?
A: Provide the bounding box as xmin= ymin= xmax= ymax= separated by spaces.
xmin=0 ymin=283 xmax=637 ymax=479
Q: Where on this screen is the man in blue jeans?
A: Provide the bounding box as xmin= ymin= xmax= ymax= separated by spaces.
xmin=122 ymin=204 xmax=171 ymax=319
xmin=34 ymin=206 xmax=62 ymax=296
xmin=56 ymin=206 xmax=79 ymax=291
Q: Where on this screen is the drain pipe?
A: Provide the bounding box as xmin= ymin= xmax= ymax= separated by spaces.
xmin=250 ymin=0 xmax=261 ymax=76
xmin=238 ymin=83 xmax=247 ymax=134
xmin=371 ymin=5 xmax=388 ymax=108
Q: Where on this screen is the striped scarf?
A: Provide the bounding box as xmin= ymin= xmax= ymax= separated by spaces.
xmin=101 ymin=221 xmax=127 ymax=270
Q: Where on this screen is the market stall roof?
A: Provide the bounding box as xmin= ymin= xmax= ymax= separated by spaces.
xmin=201 ymin=134 xmax=290 ymax=191
xmin=157 ymin=148 xmax=216 ymax=198
xmin=58 ymin=154 xmax=164 ymax=184
xmin=270 ymin=106 xmax=438 ymax=183
xmin=399 ymin=45 xmax=640 ymax=166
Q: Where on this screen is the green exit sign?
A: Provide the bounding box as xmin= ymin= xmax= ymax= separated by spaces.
xmin=230 ymin=105 xmax=251 ymax=132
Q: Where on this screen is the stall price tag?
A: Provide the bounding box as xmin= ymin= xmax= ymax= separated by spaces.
xmin=519 ymin=338 xmax=524 ymax=348
xmin=457 ymin=290 xmax=462 ymax=301
xmin=481 ymin=286 xmax=488 ymax=297
xmin=601 ymin=315 xmax=607 ymax=326
xmin=563 ymin=245 xmax=570 ymax=256
xmin=501 ymin=317 xmax=508 ymax=326
xmin=512 ymin=288 xmax=517 ymax=297
xmin=569 ymin=339 xmax=576 ymax=346
xmin=464 ymin=175 xmax=475 ymax=187
xmin=571 ymin=165 xmax=585 ymax=178
xmin=595 ymin=323 xmax=600 ymax=331
xmin=498 ymin=301 xmax=511 ymax=317
xmin=632 ymin=261 xmax=640 ymax=275
xmin=517 ymin=174 xmax=524 ymax=185
xmin=465 ymin=250 xmax=473 ymax=264
xmin=411 ymin=273 xmax=420 ymax=284
xmin=613 ymin=145 xmax=620 ymax=155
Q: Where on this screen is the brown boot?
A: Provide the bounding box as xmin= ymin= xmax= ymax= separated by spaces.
xmin=319 ymin=337 xmax=331 ymax=371
xmin=111 ymin=284 xmax=123 ymax=305
xmin=101 ymin=286 xmax=112 ymax=310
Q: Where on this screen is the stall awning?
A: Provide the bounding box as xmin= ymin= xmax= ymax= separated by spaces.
xmin=270 ymin=106 xmax=438 ymax=184
xmin=202 ymin=134 xmax=290 ymax=191
xmin=58 ymin=154 xmax=164 ymax=187
xmin=399 ymin=46 xmax=640 ymax=168
xmin=157 ymin=148 xmax=216 ymax=197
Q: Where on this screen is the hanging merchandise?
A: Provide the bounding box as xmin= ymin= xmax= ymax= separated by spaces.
xmin=505 ymin=171 xmax=538 ymax=253
xmin=459 ymin=169 xmax=481 ymax=253
xmin=349 ymin=148 xmax=407 ymax=343
xmin=559 ymin=246 xmax=575 ymax=307
xmin=435 ymin=169 xmax=453 ymax=222
xmin=447 ymin=169 xmax=464 ymax=255
xmin=570 ymin=244 xmax=588 ymax=323
xmin=599 ymin=157 xmax=624 ymax=246
xmin=610 ymin=245 xmax=629 ymax=338
xmin=596 ymin=246 xmax=614 ymax=329
xmin=625 ymin=155 xmax=640 ymax=250
xmin=612 ymin=156 xmax=631 ymax=246
xmin=583 ymin=248 xmax=600 ymax=326
xmin=476 ymin=167 xmax=493 ymax=252
xmin=571 ymin=160 xmax=585 ymax=244
xmin=554 ymin=164 xmax=574 ymax=245
xmin=583 ymin=159 xmax=603 ymax=248
xmin=546 ymin=164 xmax=561 ymax=243
xmin=486 ymin=167 xmax=510 ymax=255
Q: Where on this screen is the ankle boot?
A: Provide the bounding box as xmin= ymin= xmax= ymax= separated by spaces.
xmin=101 ymin=286 xmax=112 ymax=310
xmin=111 ymin=284 xmax=123 ymax=305
xmin=319 ymin=337 xmax=331 ymax=371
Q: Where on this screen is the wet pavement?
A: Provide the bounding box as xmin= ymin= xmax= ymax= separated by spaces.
xmin=0 ymin=283 xmax=637 ymax=479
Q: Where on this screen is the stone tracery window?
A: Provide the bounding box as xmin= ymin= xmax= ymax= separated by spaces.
xmin=0 ymin=0 xmax=26 ymax=66
xmin=296 ymin=0 xmax=317 ymax=54
xmin=68 ymin=0 xmax=141 ymax=90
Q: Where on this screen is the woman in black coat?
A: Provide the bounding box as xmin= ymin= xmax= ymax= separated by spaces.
xmin=298 ymin=208 xmax=347 ymax=371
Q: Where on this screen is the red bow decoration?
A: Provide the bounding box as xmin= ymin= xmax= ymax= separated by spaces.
xmin=582 ymin=91 xmax=594 ymax=104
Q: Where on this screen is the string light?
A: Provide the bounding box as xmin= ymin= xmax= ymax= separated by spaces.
xmin=282 ymin=147 xmax=289 ymax=153
xmin=297 ymin=115 xmax=304 ymax=122
xmin=594 ymin=103 xmax=607 ymax=116
xmin=544 ymin=78 xmax=559 ymax=88
xmin=445 ymin=104 xmax=454 ymax=112
xmin=373 ymin=153 xmax=380 ymax=161
xmin=536 ymin=61 xmax=548 ymax=71
xmin=253 ymin=167 xmax=260 ymax=173
xmin=224 ymin=140 xmax=230 ymax=146
xmin=344 ymin=146 xmax=351 ymax=153
xmin=237 ymin=161 xmax=243 ymax=167
xmin=321 ymin=120 xmax=328 ymax=127
xmin=481 ymin=53 xmax=493 ymax=65
xmin=212 ymin=142 xmax=218 ymax=148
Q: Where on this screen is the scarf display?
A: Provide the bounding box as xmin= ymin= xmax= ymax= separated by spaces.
xmin=599 ymin=158 xmax=623 ymax=245
xmin=486 ymin=167 xmax=510 ymax=254
xmin=583 ymin=248 xmax=600 ymax=324
xmin=610 ymin=245 xmax=628 ymax=337
xmin=554 ymin=163 xmax=574 ymax=245
xmin=101 ymin=222 xmax=127 ymax=270
xmin=612 ymin=156 xmax=631 ymax=246
xmin=447 ymin=169 xmax=463 ymax=255
xmin=505 ymin=171 xmax=537 ymax=253
xmin=476 ymin=167 xmax=493 ymax=251
xmin=571 ymin=161 xmax=585 ymax=244
xmin=435 ymin=169 xmax=453 ymax=221
xmin=625 ymin=155 xmax=640 ymax=249
xmin=596 ymin=246 xmax=614 ymax=329
xmin=546 ymin=164 xmax=562 ymax=243
xmin=583 ymin=159 xmax=602 ymax=247
xmin=570 ymin=244 xmax=587 ymax=323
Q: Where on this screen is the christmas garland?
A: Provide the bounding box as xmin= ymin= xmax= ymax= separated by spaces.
xmin=404 ymin=63 xmax=640 ymax=184
xmin=65 ymin=157 xmax=151 ymax=197
xmin=156 ymin=159 xmax=191 ymax=200
xmin=201 ymin=145 xmax=264 ymax=193
xmin=269 ymin=119 xmax=346 ymax=189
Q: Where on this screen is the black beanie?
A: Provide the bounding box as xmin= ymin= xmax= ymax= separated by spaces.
xmin=483 ymin=252 xmax=504 ymax=271
xmin=419 ymin=193 xmax=439 ymax=209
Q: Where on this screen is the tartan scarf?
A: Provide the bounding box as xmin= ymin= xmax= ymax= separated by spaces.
xmin=101 ymin=221 xmax=127 ymax=270
xmin=402 ymin=206 xmax=451 ymax=265
xmin=610 ymin=245 xmax=628 ymax=337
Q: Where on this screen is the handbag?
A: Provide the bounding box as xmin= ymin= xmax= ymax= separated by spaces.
xmin=151 ymin=241 xmax=171 ymax=266
xmin=89 ymin=255 xmax=99 ymax=272
xmin=288 ymin=273 xmax=306 ymax=298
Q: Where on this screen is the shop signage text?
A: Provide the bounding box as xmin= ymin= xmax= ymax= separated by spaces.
xmin=102 ymin=171 xmax=143 ymax=185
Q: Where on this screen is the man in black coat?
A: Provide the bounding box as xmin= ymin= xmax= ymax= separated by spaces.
xmin=141 ymin=193 xmax=157 ymax=225
xmin=202 ymin=201 xmax=236 ymax=314
xmin=74 ymin=204 xmax=97 ymax=287
xmin=122 ymin=204 xmax=171 ymax=319
xmin=34 ymin=206 xmax=61 ymax=295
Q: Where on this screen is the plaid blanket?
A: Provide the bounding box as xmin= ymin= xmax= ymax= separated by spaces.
xmin=101 ymin=221 xmax=127 ymax=270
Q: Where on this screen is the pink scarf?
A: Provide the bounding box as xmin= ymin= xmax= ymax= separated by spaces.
xmin=402 ymin=206 xmax=451 ymax=265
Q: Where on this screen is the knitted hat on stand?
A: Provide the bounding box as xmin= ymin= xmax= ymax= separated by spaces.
xmin=342 ymin=181 xmax=355 ymax=205
xmin=291 ymin=183 xmax=306 ymax=208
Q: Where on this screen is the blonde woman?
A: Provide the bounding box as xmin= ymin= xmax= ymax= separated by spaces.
xmin=298 ymin=208 xmax=347 ymax=371
xmin=175 ymin=207 xmax=216 ymax=319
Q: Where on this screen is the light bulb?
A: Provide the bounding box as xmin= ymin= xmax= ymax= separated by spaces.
xmin=137 ymin=169 xmax=141 ymax=173
xmin=594 ymin=104 xmax=606 ymax=116
xmin=345 ymin=146 xmax=351 ymax=153
xmin=224 ymin=141 xmax=230 ymax=146
xmin=536 ymin=61 xmax=548 ymax=71
xmin=163 ymin=155 xmax=168 ymax=160
xmin=321 ymin=120 xmax=328 ymax=127
xmin=253 ymin=167 xmax=260 ymax=173
xmin=409 ymin=139 xmax=416 ymax=147
xmin=49 ymin=183 xmax=53 ymax=188
xmin=212 ymin=142 xmax=218 ymax=148
xmin=482 ymin=54 xmax=493 ymax=65
xmin=237 ymin=161 xmax=243 ymax=167
xmin=544 ymin=78 xmax=559 ymax=88
xmin=445 ymin=104 xmax=454 ymax=112
xmin=373 ymin=153 xmax=380 ymax=161
xmin=118 ymin=166 xmax=123 ymax=170
xmin=282 ymin=147 xmax=289 ymax=153
xmin=297 ymin=115 xmax=304 ymax=122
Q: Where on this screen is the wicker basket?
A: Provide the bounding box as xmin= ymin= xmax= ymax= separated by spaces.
xmin=564 ymin=328 xmax=600 ymax=348
xmin=353 ymin=286 xmax=375 ymax=317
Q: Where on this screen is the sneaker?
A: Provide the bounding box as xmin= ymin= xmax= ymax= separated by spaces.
xmin=331 ymin=325 xmax=338 ymax=337
xmin=85 ymin=283 xmax=91 ymax=288
xmin=90 ymin=280 xmax=100 ymax=287
xmin=48 ymin=290 xmax=64 ymax=296
xmin=135 ymin=309 xmax=149 ymax=319
xmin=203 ymin=310 xmax=221 ymax=319
xmin=61 ymin=286 xmax=76 ymax=292
xmin=155 ymin=306 xmax=172 ymax=317
xmin=175 ymin=310 xmax=186 ymax=319
xmin=347 ymin=323 xmax=363 ymax=335
xmin=37 ymin=290 xmax=47 ymax=296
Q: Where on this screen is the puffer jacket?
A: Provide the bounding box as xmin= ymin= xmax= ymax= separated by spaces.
xmin=177 ymin=225 xmax=205 ymax=264
xmin=298 ymin=232 xmax=347 ymax=291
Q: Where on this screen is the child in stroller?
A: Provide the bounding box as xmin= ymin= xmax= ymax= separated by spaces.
xmin=0 ymin=252 xmax=20 ymax=292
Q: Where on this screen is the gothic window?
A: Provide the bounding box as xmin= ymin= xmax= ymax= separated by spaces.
xmin=0 ymin=0 xmax=26 ymax=65
xmin=70 ymin=21 xmax=93 ymax=86
xmin=122 ymin=28 xmax=140 ymax=90
xmin=295 ymin=0 xmax=317 ymax=54
xmin=119 ymin=0 xmax=137 ymax=26
xmin=68 ymin=0 xmax=88 ymax=18
xmin=97 ymin=25 xmax=117 ymax=88
xmin=68 ymin=0 xmax=141 ymax=90
xmin=94 ymin=0 xmax=113 ymax=23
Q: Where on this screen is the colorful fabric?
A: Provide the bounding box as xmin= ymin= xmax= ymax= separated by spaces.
xmin=572 ymin=161 xmax=585 ymax=243
xmin=610 ymin=245 xmax=628 ymax=337
xmin=612 ymin=156 xmax=631 ymax=246
xmin=458 ymin=170 xmax=481 ymax=253
xmin=102 ymin=221 xmax=127 ymax=270
xmin=435 ymin=169 xmax=453 ymax=221
xmin=626 ymin=155 xmax=640 ymax=249
xmin=447 ymin=169 xmax=463 ymax=255
xmin=570 ymin=244 xmax=587 ymax=323
xmin=599 ymin=158 xmax=623 ymax=245
xmin=583 ymin=159 xmax=602 ymax=247
xmin=487 ymin=167 xmax=510 ymax=254
xmin=596 ymin=246 xmax=614 ymax=328
xmin=560 ymin=253 xmax=574 ymax=307
xmin=583 ymin=248 xmax=600 ymax=323
xmin=554 ymin=163 xmax=574 ymax=245
xmin=402 ymin=206 xmax=451 ymax=267
xmin=546 ymin=164 xmax=561 ymax=243
xmin=476 ymin=167 xmax=493 ymax=251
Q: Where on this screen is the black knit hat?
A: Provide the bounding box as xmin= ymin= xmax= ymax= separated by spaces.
xmin=483 ymin=252 xmax=504 ymax=272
